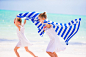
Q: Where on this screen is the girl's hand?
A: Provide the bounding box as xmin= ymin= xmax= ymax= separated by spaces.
xmin=46 ymin=24 xmax=51 ymax=28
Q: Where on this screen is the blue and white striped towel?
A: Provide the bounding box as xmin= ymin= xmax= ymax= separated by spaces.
xmin=17 ymin=11 xmax=81 ymax=45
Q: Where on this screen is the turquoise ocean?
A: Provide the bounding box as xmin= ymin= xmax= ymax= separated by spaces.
xmin=0 ymin=10 xmax=86 ymax=44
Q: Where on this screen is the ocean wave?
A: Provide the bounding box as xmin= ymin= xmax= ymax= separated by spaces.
xmin=68 ymin=42 xmax=86 ymax=45
xmin=0 ymin=39 xmax=17 ymax=42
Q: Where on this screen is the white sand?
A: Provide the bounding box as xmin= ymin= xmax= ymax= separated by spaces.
xmin=0 ymin=41 xmax=86 ymax=57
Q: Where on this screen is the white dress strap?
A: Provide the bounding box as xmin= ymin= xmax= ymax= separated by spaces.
xmin=22 ymin=23 xmax=24 ymax=27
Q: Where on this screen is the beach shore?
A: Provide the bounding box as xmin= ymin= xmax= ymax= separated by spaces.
xmin=0 ymin=41 xmax=86 ymax=57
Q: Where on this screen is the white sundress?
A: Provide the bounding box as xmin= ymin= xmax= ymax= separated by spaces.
xmin=45 ymin=26 xmax=66 ymax=52
xmin=16 ymin=24 xmax=32 ymax=47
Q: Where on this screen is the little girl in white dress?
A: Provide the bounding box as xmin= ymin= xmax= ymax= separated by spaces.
xmin=38 ymin=12 xmax=66 ymax=57
xmin=45 ymin=26 xmax=66 ymax=52
xmin=14 ymin=17 xmax=38 ymax=57
xmin=16 ymin=23 xmax=31 ymax=47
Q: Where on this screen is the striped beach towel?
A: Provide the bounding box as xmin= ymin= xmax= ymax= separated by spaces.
xmin=17 ymin=11 xmax=81 ymax=45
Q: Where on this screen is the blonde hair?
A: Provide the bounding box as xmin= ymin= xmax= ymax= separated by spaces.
xmin=16 ymin=17 xmax=22 ymax=25
xmin=38 ymin=12 xmax=47 ymax=19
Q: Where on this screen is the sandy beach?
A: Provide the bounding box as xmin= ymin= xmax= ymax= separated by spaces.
xmin=0 ymin=40 xmax=86 ymax=57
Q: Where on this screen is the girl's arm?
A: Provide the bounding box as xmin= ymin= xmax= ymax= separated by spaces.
xmin=43 ymin=23 xmax=51 ymax=28
xmin=43 ymin=20 xmax=51 ymax=28
xmin=46 ymin=24 xmax=51 ymax=28
xmin=24 ymin=19 xmax=26 ymax=25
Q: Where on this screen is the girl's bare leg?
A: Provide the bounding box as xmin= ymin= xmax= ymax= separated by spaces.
xmin=14 ymin=47 xmax=20 ymax=57
xmin=46 ymin=51 xmax=55 ymax=57
xmin=24 ymin=46 xmax=38 ymax=57
xmin=53 ymin=52 xmax=58 ymax=57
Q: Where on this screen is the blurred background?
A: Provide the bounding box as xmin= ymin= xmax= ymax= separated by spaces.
xmin=0 ymin=0 xmax=86 ymax=57
xmin=0 ymin=0 xmax=86 ymax=15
